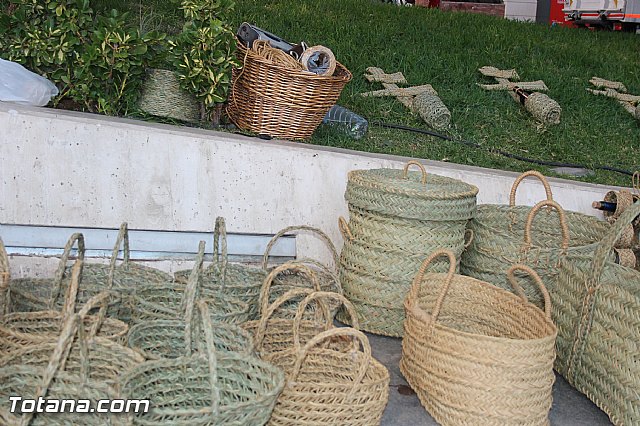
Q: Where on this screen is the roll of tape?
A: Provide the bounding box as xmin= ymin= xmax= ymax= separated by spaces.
xmin=300 ymin=45 xmax=336 ymax=76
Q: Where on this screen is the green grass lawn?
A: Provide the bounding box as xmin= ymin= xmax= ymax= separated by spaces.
xmin=92 ymin=0 xmax=640 ymax=186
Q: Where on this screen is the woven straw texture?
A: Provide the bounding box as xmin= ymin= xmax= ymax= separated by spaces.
xmin=227 ymin=40 xmax=352 ymax=140
xmin=400 ymin=250 xmax=557 ymax=425
xmin=138 ymin=68 xmax=200 ymax=122
xmin=174 ymin=217 xmax=267 ymax=319
xmin=524 ymin=92 xmax=561 ymax=125
xmin=338 ymin=161 xmax=477 ymax=336
xmin=0 ymin=313 xmax=128 ymax=425
xmin=553 ymin=202 xmax=640 ymax=425
xmin=412 ymin=91 xmax=451 ymax=130
xmin=461 ymin=171 xmax=610 ymax=307
xmin=266 ymin=326 xmax=389 ymax=426
xmin=0 ymin=237 xmax=9 ymax=316
xmin=134 ymin=241 xmax=250 ymax=325
xmin=262 ymin=225 xmax=343 ymax=318
xmin=121 ymin=300 xmax=285 ymax=426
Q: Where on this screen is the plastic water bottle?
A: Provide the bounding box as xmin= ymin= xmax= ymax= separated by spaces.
xmin=322 ymin=105 xmax=368 ymax=139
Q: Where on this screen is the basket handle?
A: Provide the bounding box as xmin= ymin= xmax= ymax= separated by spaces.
xmin=59 ymin=257 xmax=84 ymax=326
xmin=106 ymin=223 xmax=131 ymax=291
xmin=282 ymin=258 xmax=343 ymax=295
xmin=522 ymin=200 xmax=570 ymax=251
xmin=258 ymin=261 xmax=322 ymax=317
xmin=406 ymin=249 xmax=457 ymax=332
xmin=509 ymin=170 xmax=553 ymax=207
xmin=197 ymin=300 xmax=221 ymax=419
xmin=506 ymin=264 xmax=552 ymax=319
xmin=290 ymin=327 xmax=373 ymax=397
xmin=262 ymin=225 xmax=339 ymax=272
xmin=402 ymin=160 xmax=427 ymax=185
xmin=338 ymin=216 xmax=354 ymax=242
xmin=77 ymin=291 xmax=118 ymax=339
xmin=50 ymin=233 xmax=86 ymax=310
xmin=183 ymin=241 xmax=206 ymax=353
xmin=292 ymin=291 xmax=359 ymax=351
xmin=591 ymin=202 xmax=640 ymax=284
xmin=0 ymin=237 xmax=9 ymax=316
xmin=253 ymin=287 xmax=326 ymax=353
xmin=633 ymin=171 xmax=640 ymax=196
xmin=208 ymin=217 xmax=228 ymax=285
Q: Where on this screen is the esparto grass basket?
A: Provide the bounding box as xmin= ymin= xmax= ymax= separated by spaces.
xmin=461 ymin=170 xmax=610 ymax=308
xmin=400 ymin=249 xmax=557 ymax=425
xmin=227 ymin=40 xmax=352 ymax=140
xmin=121 ymin=300 xmax=285 ymax=426
xmin=553 ymin=202 xmax=640 ymax=425
xmin=174 ymin=217 xmax=266 ymax=319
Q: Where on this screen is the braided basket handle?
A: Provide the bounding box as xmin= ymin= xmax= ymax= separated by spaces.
xmin=406 ymin=249 xmax=457 ymax=333
xmin=253 ymin=287 xmax=319 ymax=352
xmin=77 ymin=291 xmax=117 ymax=339
xmin=402 ymin=160 xmax=427 ymax=185
xmin=262 ymin=225 xmax=339 ymax=271
xmin=290 ymin=327 xmax=373 ymax=397
xmin=338 ymin=216 xmax=354 ymax=242
xmin=258 ymin=262 xmax=321 ymax=317
xmin=50 ymin=233 xmax=86 ymax=310
xmin=292 ymin=291 xmax=359 ymax=351
xmin=506 ymin=264 xmax=552 ymax=319
xmin=282 ymin=258 xmax=343 ymax=295
xmin=197 ymin=300 xmax=221 ymax=419
xmin=59 ymin=257 xmax=84 ymax=326
xmin=107 ymin=223 xmax=131 ymax=291
xmin=209 ymin=217 xmax=228 ymax=283
xmin=522 ymin=200 xmax=570 ymax=251
xmin=0 ymin=237 xmax=11 ymax=316
xmin=591 ymin=202 xmax=640 ymax=283
xmin=183 ymin=241 xmax=206 ymax=353
xmin=509 ymin=170 xmax=553 ymax=206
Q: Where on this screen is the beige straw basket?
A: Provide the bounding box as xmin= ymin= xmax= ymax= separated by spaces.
xmin=227 ymin=41 xmax=352 ymax=140
xmin=400 ymin=249 xmax=557 ymax=425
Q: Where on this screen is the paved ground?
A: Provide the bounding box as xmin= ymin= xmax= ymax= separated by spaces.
xmin=368 ymin=333 xmax=612 ymax=426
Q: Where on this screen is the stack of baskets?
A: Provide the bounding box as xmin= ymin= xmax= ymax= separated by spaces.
xmin=338 ymin=160 xmax=478 ymax=336
xmin=227 ymin=40 xmax=352 ymax=140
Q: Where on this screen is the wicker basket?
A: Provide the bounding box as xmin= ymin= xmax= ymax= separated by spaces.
xmin=138 ymin=68 xmax=201 ymax=123
xmin=400 ymin=249 xmax=557 ymax=425
xmin=227 ymin=41 xmax=352 ymax=140
xmin=134 ymin=241 xmax=250 ymax=324
xmin=0 ymin=314 xmax=128 ymax=425
xmin=121 ymin=300 xmax=285 ymax=426
xmin=266 ymin=327 xmax=389 ymax=426
xmin=338 ymin=161 xmax=478 ymax=337
xmin=262 ymin=225 xmax=343 ymax=318
xmin=461 ymin=171 xmax=610 ymax=307
xmin=174 ymin=217 xmax=267 ymax=319
xmin=553 ymin=202 xmax=640 ymax=425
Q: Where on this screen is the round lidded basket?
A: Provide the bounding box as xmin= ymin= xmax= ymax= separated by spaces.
xmin=227 ymin=41 xmax=352 ymax=140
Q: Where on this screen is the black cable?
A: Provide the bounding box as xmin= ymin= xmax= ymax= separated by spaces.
xmin=371 ymin=121 xmax=635 ymax=177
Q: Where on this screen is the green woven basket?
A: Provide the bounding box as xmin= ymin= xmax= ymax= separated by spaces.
xmin=337 ymin=161 xmax=478 ymax=337
xmin=553 ymin=202 xmax=640 ymax=426
xmin=121 ymin=300 xmax=285 ymax=426
xmin=174 ymin=217 xmax=267 ymax=319
xmin=138 ymin=68 xmax=201 ymax=123
xmin=461 ymin=171 xmax=610 ymax=308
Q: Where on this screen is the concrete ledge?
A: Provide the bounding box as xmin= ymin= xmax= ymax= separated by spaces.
xmin=0 ymin=103 xmax=626 ymax=267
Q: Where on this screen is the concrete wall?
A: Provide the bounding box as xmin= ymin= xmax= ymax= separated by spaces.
xmin=0 ymin=103 xmax=625 ymax=273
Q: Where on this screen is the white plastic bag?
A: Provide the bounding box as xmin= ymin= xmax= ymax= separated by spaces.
xmin=0 ymin=58 xmax=59 ymax=106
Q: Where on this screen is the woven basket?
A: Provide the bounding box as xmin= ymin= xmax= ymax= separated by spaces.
xmin=553 ymin=202 xmax=640 ymax=425
xmin=128 ymin=268 xmax=253 ymax=360
xmin=174 ymin=217 xmax=267 ymax=319
xmin=121 ymin=300 xmax=285 ymax=426
xmin=262 ymin=225 xmax=343 ymax=318
xmin=338 ymin=161 xmax=478 ymax=337
xmin=138 ymin=68 xmax=201 ymax=123
xmin=266 ymin=327 xmax=390 ymax=426
xmin=0 ymin=314 xmax=128 ymax=425
xmin=400 ymin=249 xmax=557 ymax=425
xmin=134 ymin=241 xmax=250 ymax=324
xmin=1 ymin=265 xmax=128 ymax=355
xmin=227 ymin=40 xmax=352 ymax=140
xmin=461 ymin=171 xmax=610 ymax=307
